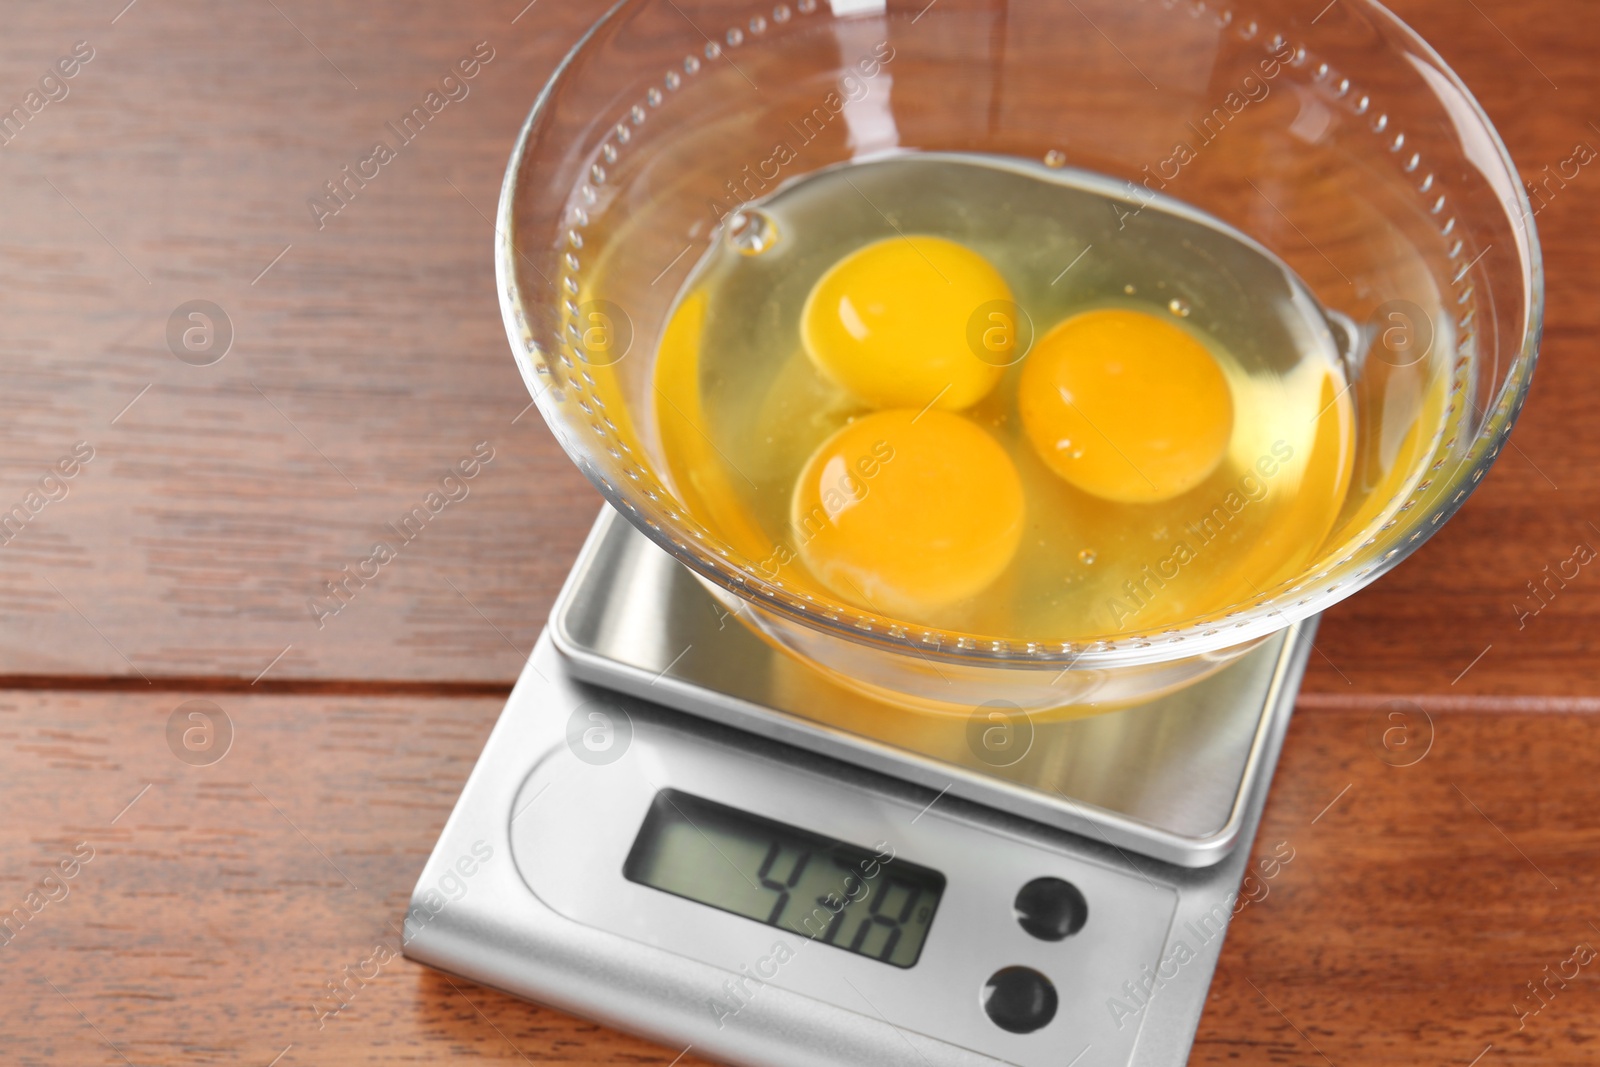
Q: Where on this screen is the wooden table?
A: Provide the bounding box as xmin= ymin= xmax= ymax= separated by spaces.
xmin=1 ymin=0 xmax=1594 ymax=1063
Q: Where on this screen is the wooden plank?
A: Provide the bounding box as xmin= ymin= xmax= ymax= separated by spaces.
xmin=0 ymin=687 xmax=690 ymax=1066
xmin=0 ymin=0 xmax=1593 ymax=693
xmin=1293 ymin=0 xmax=1600 ymax=698
xmin=0 ymin=0 xmax=597 ymax=686
xmin=2 ymin=690 xmax=1596 ymax=1064
xmin=1193 ymin=701 xmax=1600 ymax=1066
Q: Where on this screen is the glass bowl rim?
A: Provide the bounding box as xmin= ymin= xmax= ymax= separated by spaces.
xmin=496 ymin=0 xmax=1545 ymax=671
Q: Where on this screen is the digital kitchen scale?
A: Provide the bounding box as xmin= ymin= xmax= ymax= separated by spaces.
xmin=404 ymin=507 xmax=1314 ymax=1066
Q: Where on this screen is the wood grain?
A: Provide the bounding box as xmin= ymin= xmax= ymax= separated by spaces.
xmin=4 ymin=691 xmax=1599 ymax=1065
xmin=0 ymin=0 xmax=595 ymax=686
xmin=1 ymin=0 xmax=1597 ymax=1064
xmin=1197 ymin=702 xmax=1600 ymax=1067
xmin=0 ymin=0 xmax=1591 ymax=694
xmin=0 ymin=688 xmax=681 ymax=1066
xmin=1298 ymin=0 xmax=1600 ymax=699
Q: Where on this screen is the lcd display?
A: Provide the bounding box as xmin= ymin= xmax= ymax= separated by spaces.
xmin=623 ymin=789 xmax=944 ymax=968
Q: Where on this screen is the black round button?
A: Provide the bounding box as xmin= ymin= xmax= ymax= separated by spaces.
xmin=983 ymin=966 xmax=1058 ymax=1034
xmin=1014 ymin=877 xmax=1088 ymax=941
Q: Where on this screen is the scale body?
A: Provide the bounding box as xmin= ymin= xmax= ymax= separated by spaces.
xmin=404 ymin=509 xmax=1314 ymax=1066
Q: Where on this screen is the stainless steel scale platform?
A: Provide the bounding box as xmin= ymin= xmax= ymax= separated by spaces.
xmin=404 ymin=507 xmax=1313 ymax=1067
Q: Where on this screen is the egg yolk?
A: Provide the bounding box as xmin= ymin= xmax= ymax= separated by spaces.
xmin=791 ymin=409 xmax=1025 ymax=616
xmin=801 ymin=236 xmax=1011 ymax=412
xmin=1018 ymin=308 xmax=1234 ymax=504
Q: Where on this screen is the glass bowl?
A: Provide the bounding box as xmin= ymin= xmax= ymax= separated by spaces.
xmin=498 ymin=0 xmax=1540 ymax=712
